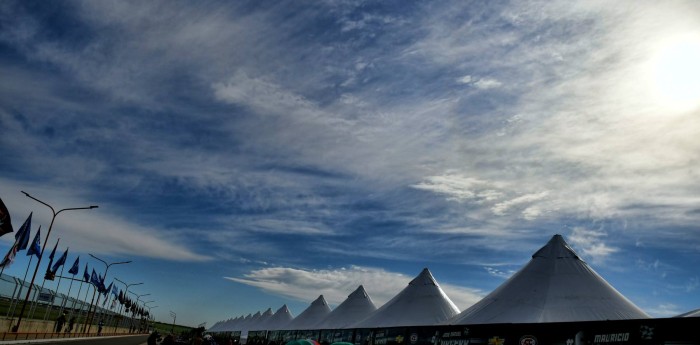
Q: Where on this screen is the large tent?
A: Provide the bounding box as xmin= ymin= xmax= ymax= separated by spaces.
xmin=447 ymin=234 xmax=650 ymax=324
xmin=285 ymin=295 xmax=332 ymax=330
xmin=265 ymin=304 xmax=295 ymax=330
xmin=251 ymin=308 xmax=274 ymax=331
xmin=352 ymin=268 xmax=460 ymax=328
xmin=675 ymin=308 xmax=700 ymax=317
xmin=315 ymin=285 xmax=378 ymax=329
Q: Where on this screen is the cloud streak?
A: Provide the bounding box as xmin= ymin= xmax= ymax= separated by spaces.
xmin=225 ymin=265 xmax=483 ymax=311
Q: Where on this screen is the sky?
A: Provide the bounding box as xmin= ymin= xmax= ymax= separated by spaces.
xmin=1 ymin=0 xmax=699 ymax=328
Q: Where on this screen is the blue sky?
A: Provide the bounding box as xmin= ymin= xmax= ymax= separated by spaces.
xmin=1 ymin=0 xmax=700 ymax=327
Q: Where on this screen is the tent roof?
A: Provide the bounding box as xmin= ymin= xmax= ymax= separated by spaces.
xmin=675 ymin=308 xmax=700 ymax=318
xmin=315 ymin=285 xmax=378 ymax=329
xmin=241 ymin=311 xmax=262 ymax=332
xmin=285 ymin=295 xmax=332 ymax=330
xmin=447 ymin=234 xmax=650 ymax=325
xmin=352 ymin=268 xmax=460 ymax=328
xmin=250 ymin=308 xmax=274 ymax=331
xmin=265 ymin=304 xmax=295 ymax=330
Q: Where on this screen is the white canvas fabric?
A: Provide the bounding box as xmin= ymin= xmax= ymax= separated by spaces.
xmin=265 ymin=304 xmax=295 ymax=330
xmin=251 ymin=308 xmax=274 ymax=331
xmin=447 ymin=234 xmax=650 ymax=325
xmin=285 ymin=295 xmax=332 ymax=330
xmin=315 ymin=285 xmax=378 ymax=329
xmin=352 ymin=268 xmax=460 ymax=328
xmin=675 ymin=308 xmax=700 ymax=317
xmin=234 ymin=313 xmax=253 ymax=331
xmin=241 ymin=311 xmax=262 ymax=332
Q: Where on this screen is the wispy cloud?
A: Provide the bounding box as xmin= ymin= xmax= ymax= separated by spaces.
xmin=568 ymin=227 xmax=619 ymax=263
xmin=0 ymin=179 xmax=211 ymax=262
xmin=225 ymin=265 xmax=482 ymax=310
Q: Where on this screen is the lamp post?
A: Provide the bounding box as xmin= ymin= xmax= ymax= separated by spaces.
xmin=146 ymin=305 xmax=158 ymax=332
xmin=170 ymin=311 xmax=176 ymax=334
xmin=114 ymin=278 xmax=142 ymax=331
xmin=84 ymin=254 xmax=131 ymax=334
xmin=128 ymin=291 xmax=150 ymax=333
xmin=12 ymin=191 xmax=97 ymax=333
xmin=138 ymin=300 xmax=155 ymax=333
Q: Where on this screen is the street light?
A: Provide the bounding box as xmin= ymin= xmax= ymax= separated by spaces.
xmin=84 ymin=254 xmax=131 ymax=333
xmin=128 ymin=291 xmax=150 ymax=333
xmin=12 ymin=191 xmax=97 ymax=333
xmin=170 ymin=311 xmax=177 ymax=333
xmin=114 ymin=278 xmax=142 ymax=331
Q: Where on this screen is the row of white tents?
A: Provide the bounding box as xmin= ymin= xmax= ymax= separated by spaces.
xmin=208 ymin=234 xmax=694 ymax=333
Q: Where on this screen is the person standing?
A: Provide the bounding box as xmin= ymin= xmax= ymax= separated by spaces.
xmin=66 ymin=316 xmax=76 ymax=333
xmin=55 ymin=312 xmax=67 ymax=333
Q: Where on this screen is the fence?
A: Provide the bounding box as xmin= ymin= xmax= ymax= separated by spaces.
xmin=0 ymin=273 xmax=150 ymax=334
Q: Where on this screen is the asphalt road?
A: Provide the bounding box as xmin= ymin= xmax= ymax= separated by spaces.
xmin=0 ymin=335 xmax=149 ymax=345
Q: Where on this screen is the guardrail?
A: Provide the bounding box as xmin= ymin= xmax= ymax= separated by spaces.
xmin=0 ymin=331 xmax=147 ymax=341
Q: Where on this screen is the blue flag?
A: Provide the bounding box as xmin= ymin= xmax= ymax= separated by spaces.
xmin=112 ymin=284 xmax=119 ymax=297
xmin=68 ymin=256 xmax=80 ymax=275
xmin=83 ymin=264 xmax=89 ymax=282
xmin=103 ymin=281 xmax=113 ymax=296
xmin=15 ymin=213 xmax=32 ymax=250
xmin=26 ymin=226 xmax=41 ymax=257
xmin=90 ymin=269 xmax=100 ymax=287
xmin=51 ymin=247 xmax=68 ymax=273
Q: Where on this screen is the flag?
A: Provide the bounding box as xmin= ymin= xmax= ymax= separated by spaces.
xmin=111 ymin=284 xmax=119 ymax=297
xmin=83 ymin=264 xmax=90 ymax=282
xmin=111 ymin=299 xmax=117 ymax=309
xmin=90 ymin=269 xmax=100 ymax=287
xmin=68 ymin=256 xmax=80 ymax=275
xmin=0 ymin=243 xmax=18 ymax=268
xmin=27 ymin=226 xmax=41 ymax=257
xmin=50 ymin=247 xmax=68 ymax=273
xmin=118 ymin=290 xmax=124 ymax=304
xmin=44 ymin=240 xmax=59 ymax=280
xmin=98 ymin=273 xmax=106 ymax=292
xmin=103 ymin=281 xmax=113 ymax=296
xmin=15 ymin=213 xmax=32 ymax=250
xmin=0 ymin=197 xmax=13 ymax=237
xmin=46 ymin=239 xmax=58 ymax=267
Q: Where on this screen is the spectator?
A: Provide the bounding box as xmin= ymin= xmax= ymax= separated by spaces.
xmin=55 ymin=312 xmax=67 ymax=333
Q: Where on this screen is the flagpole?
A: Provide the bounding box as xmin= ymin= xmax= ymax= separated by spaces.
xmin=7 ymin=254 xmax=33 ymax=317
xmin=69 ymin=277 xmax=84 ymax=323
xmin=60 ymin=276 xmax=74 ymax=316
xmin=79 ymin=282 xmax=94 ymax=333
xmin=56 ymin=259 xmax=71 ymax=316
xmin=114 ymin=278 xmax=142 ymax=333
xmin=12 ymin=192 xmax=97 ymax=333
xmin=83 ymin=254 xmax=130 ymax=334
xmin=44 ymin=246 xmax=67 ymax=320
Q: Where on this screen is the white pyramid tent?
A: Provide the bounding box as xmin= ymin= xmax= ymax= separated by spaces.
xmin=265 ymin=304 xmax=295 ymax=330
xmin=242 ymin=311 xmax=262 ymax=332
xmin=235 ymin=313 xmax=253 ymax=331
xmin=285 ymin=295 xmax=332 ymax=330
xmin=675 ymin=308 xmax=700 ymax=317
xmin=227 ymin=316 xmax=243 ymax=331
xmin=208 ymin=320 xmax=224 ymax=332
xmin=353 ymin=268 xmax=460 ymax=328
xmin=251 ymin=308 xmax=274 ymax=331
xmin=447 ymin=234 xmax=650 ymax=324
xmin=315 ymin=285 xmax=378 ymax=329
xmin=219 ymin=316 xmax=241 ymax=332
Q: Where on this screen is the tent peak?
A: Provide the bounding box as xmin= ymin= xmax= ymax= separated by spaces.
xmin=409 ymin=267 xmax=437 ymax=286
xmin=311 ymin=295 xmax=329 ymax=306
xmin=350 ymin=285 xmax=370 ymax=299
xmin=532 ymin=234 xmax=580 ymax=259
